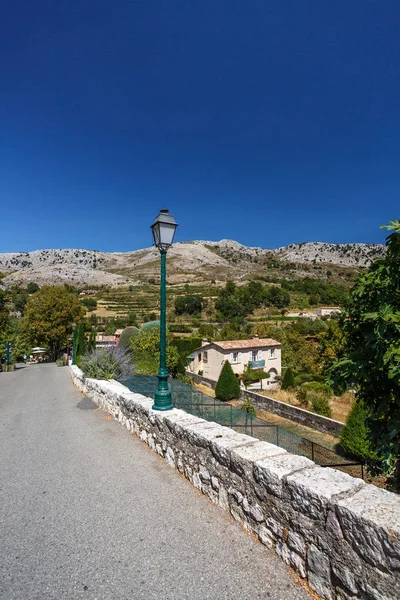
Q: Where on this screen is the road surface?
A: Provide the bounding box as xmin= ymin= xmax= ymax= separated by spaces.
xmin=0 ymin=364 xmax=311 ymax=600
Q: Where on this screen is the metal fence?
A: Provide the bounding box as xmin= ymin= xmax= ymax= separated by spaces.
xmin=120 ymin=375 xmax=365 ymax=480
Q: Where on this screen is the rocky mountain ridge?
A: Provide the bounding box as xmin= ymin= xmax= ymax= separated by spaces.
xmin=0 ymin=240 xmax=385 ymax=287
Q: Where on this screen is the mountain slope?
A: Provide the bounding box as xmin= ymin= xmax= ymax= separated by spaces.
xmin=0 ymin=240 xmax=385 ymax=288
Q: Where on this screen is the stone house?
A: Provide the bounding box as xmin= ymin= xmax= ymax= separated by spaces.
xmin=187 ymin=337 xmax=281 ymax=382
xmin=316 ymin=306 xmax=341 ymax=317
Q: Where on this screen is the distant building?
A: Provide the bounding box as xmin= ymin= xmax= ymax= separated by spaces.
xmin=95 ymin=334 xmax=116 ymax=348
xmin=114 ymin=329 xmax=123 ymax=345
xmin=187 ymin=337 xmax=281 ymax=383
xmin=316 ymin=306 xmax=342 ymax=317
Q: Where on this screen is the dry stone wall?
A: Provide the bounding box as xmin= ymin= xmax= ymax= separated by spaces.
xmin=70 ymin=366 xmax=400 ymax=600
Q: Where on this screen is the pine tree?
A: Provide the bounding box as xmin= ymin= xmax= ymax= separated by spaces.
xmin=215 ymin=361 xmax=241 ymax=401
xmin=281 ymin=367 xmax=295 ymax=390
xmin=340 ymin=399 xmax=377 ymax=461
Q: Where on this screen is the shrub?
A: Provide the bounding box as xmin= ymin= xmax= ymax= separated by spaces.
xmin=118 ymin=326 xmax=139 ymax=349
xmin=311 ymin=394 xmax=332 ymax=418
xmin=215 ymin=361 xmax=241 ymax=401
xmin=56 ymin=356 xmax=67 ymax=367
xmin=281 ymin=367 xmax=295 ymax=390
xmin=302 ymin=381 xmax=332 ymax=396
xmin=340 ymin=399 xmax=377 ymax=461
xmin=81 ymin=346 xmax=133 ymax=380
xmin=296 ymin=386 xmax=309 ymax=408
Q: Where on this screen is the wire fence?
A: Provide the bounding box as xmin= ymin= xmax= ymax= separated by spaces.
xmin=120 ymin=375 xmax=365 ymax=480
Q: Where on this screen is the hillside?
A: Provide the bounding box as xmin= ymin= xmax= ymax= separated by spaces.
xmin=0 ymin=239 xmax=384 ymax=288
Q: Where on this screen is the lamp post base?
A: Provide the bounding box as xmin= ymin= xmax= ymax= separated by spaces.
xmin=152 ymin=389 xmax=174 ymax=411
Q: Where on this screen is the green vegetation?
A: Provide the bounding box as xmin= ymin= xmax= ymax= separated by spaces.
xmin=241 ymin=366 xmax=270 ymax=389
xmin=330 ymin=221 xmax=400 ymax=479
xmin=23 ymin=286 xmax=85 ymax=360
xmin=340 ymin=399 xmax=376 ymax=461
xmin=118 ymin=326 xmax=139 ymax=349
xmin=130 ymin=324 xmax=180 ymax=376
xmin=81 ymin=346 xmax=133 ymax=380
xmin=281 ymin=367 xmax=295 ymax=390
xmin=215 ymin=361 xmax=241 ymax=401
xmin=174 ymin=294 xmax=203 ymax=316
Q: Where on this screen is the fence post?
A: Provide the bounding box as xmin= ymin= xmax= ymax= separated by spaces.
xmin=276 ymin=426 xmax=279 ymax=446
xmin=311 ymin=442 xmax=315 ymax=462
xmin=250 ymin=413 xmax=253 ymax=437
xmin=230 ymin=404 xmax=233 ymax=427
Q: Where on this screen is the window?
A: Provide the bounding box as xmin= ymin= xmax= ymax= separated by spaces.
xmin=203 ymin=351 xmax=208 ymax=364
xmin=198 ymin=353 xmax=202 ymax=362
xmin=251 ymin=350 xmax=258 ymax=362
xmin=268 ymin=348 xmax=276 ymax=360
xmin=230 ymin=351 xmax=241 ymax=364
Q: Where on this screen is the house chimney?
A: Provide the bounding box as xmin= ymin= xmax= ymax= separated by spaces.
xmin=201 ymin=338 xmax=209 ymax=346
xmin=253 ymin=334 xmax=259 ymax=339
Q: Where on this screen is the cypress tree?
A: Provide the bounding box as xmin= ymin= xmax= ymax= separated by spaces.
xmin=340 ymin=398 xmax=377 ymax=461
xmin=281 ymin=367 xmax=295 ymax=390
xmin=215 ymin=361 xmax=241 ymax=401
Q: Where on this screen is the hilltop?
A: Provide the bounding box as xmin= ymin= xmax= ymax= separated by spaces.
xmin=0 ymin=239 xmax=385 ymax=288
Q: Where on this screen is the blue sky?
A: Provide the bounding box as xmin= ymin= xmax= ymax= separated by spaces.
xmin=1 ymin=1 xmax=399 ymax=252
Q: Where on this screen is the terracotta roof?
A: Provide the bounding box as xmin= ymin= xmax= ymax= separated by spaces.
xmin=213 ymin=338 xmax=281 ymax=350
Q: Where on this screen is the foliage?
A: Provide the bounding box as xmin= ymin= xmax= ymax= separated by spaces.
xmin=87 ymin=329 xmax=96 ymax=352
xmin=73 ymin=323 xmax=87 ymax=363
xmin=215 ymin=280 xmax=290 ymax=321
xmin=241 ymin=398 xmax=256 ymax=417
xmin=22 ymin=286 xmax=85 ymax=360
xmin=242 ymin=366 xmax=270 ymax=389
xmin=81 ymin=346 xmax=133 ymax=380
xmin=281 ymin=277 xmax=348 ymax=306
xmin=330 ymin=221 xmax=400 ymax=477
xmin=310 ymin=395 xmax=332 ymax=418
xmin=81 ymin=297 xmax=97 ymax=311
xmin=27 ymin=282 xmax=40 ymax=294
xmin=302 ymin=381 xmax=332 ymax=396
xmin=118 ymin=326 xmax=139 ymax=349
xmin=175 ymin=294 xmax=203 ymax=316
xmin=171 ymin=337 xmax=202 ymax=363
xmin=130 ymin=324 xmax=179 ymax=375
xmin=318 ymin=320 xmax=343 ymax=371
xmin=215 ymin=361 xmax=241 ymax=401
xmin=340 ymin=399 xmax=377 ymax=461
xmin=281 ymin=367 xmax=295 ymax=390
xmin=56 ymin=356 xmax=67 ymax=367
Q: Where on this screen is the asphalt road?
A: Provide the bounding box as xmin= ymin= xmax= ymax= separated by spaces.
xmin=0 ymin=364 xmax=311 ymax=600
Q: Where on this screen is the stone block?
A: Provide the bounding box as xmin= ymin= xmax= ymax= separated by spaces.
xmin=286 ymin=466 xmax=364 ymax=520
xmin=230 ymin=440 xmax=287 ymax=478
xmin=336 ymin=485 xmax=400 ymax=571
xmin=254 ymin=454 xmax=315 ymax=498
xmin=210 ymin=434 xmax=257 ymax=468
xmin=307 ymin=544 xmax=333 ymax=600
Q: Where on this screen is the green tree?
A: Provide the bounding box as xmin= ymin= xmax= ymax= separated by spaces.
xmin=330 ymin=221 xmax=400 ymax=478
xmin=27 ymin=282 xmax=40 ymax=294
xmin=23 ymin=286 xmax=85 ymax=360
xmin=340 ymin=399 xmax=377 ymax=461
xmin=215 ymin=361 xmax=241 ymax=401
xmin=130 ymin=324 xmax=179 ymax=375
xmin=281 ymin=367 xmax=295 ymax=390
xmin=118 ymin=326 xmax=139 ymax=349
xmin=174 ymin=294 xmax=203 ymax=316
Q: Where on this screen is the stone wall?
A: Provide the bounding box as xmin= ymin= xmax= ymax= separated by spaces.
xmin=70 ymin=366 xmax=400 ymax=600
xmin=189 ymin=372 xmax=343 ymax=437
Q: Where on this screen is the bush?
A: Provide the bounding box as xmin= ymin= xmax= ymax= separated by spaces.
xmin=311 ymin=395 xmax=332 ymax=418
xmin=302 ymin=381 xmax=332 ymax=396
xmin=56 ymin=357 xmax=67 ymax=367
xmin=281 ymin=367 xmax=295 ymax=390
xmin=118 ymin=326 xmax=139 ymax=349
xmin=215 ymin=361 xmax=241 ymax=401
xmin=296 ymin=386 xmax=309 ymax=408
xmin=340 ymin=399 xmax=377 ymax=461
xmin=81 ymin=346 xmax=133 ymax=380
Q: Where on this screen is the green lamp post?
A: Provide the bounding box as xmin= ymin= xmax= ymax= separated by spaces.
xmin=151 ymin=209 xmax=178 ymax=411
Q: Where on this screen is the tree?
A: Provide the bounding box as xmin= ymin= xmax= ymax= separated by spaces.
xmin=73 ymin=323 xmax=87 ymax=362
xmin=23 ymin=286 xmax=85 ymax=360
xmin=174 ymin=294 xmax=203 ymax=316
xmin=281 ymin=367 xmax=295 ymax=390
xmin=27 ymin=282 xmax=40 ymax=294
xmin=340 ymin=399 xmax=377 ymax=462
xmin=242 ymin=366 xmax=270 ymax=390
xmin=215 ymin=361 xmax=241 ymax=401
xmin=330 ymin=221 xmax=400 ymax=478
xmin=130 ymin=324 xmax=179 ymax=375
xmin=118 ymin=326 xmax=139 ymax=349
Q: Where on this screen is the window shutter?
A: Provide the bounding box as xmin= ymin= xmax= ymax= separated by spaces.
xmin=238 ymin=352 xmax=242 ymax=363
xmin=230 ymin=352 xmax=233 ymax=364
xmin=249 ymin=351 xmax=252 ymax=361
xmin=258 ymin=350 xmax=262 ymax=361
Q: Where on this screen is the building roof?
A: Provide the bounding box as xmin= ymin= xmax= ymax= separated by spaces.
xmin=114 ymin=329 xmax=123 ymax=335
xmin=95 ymin=335 xmax=116 ymax=343
xmin=319 ymin=306 xmax=341 ymax=309
xmin=213 ymin=338 xmax=281 ymax=350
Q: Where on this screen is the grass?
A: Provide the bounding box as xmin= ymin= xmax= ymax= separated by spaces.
xmin=259 ymin=388 xmax=355 ymax=423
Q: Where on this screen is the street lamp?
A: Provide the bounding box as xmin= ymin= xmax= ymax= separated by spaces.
xmin=71 ymin=322 xmax=76 ymax=365
xmin=151 ymin=209 xmax=178 ymax=410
